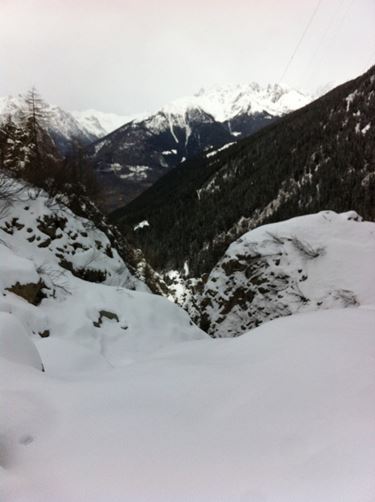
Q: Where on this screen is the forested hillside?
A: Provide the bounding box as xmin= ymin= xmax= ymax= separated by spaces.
xmin=113 ymin=66 xmax=375 ymax=276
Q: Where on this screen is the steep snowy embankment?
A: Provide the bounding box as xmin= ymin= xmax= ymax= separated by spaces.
xmin=0 ymin=181 xmax=205 ymax=367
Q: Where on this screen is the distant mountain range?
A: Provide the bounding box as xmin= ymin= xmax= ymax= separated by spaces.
xmin=0 ymin=95 xmax=129 ymax=154
xmin=1 ymin=84 xmax=311 ymax=212
xmin=88 ymin=83 xmax=311 ymax=210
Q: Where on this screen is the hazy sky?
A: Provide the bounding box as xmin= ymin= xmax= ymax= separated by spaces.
xmin=0 ymin=0 xmax=374 ymax=114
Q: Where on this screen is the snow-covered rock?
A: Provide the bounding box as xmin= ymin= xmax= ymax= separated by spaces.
xmin=0 ymin=179 xmax=204 ymax=367
xmin=198 ymin=211 xmax=375 ymax=337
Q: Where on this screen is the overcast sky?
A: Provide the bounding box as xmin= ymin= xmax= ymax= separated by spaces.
xmin=0 ymin=0 xmax=374 ymax=114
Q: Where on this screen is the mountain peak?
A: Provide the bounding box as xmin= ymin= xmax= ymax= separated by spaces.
xmin=188 ymin=82 xmax=311 ymax=122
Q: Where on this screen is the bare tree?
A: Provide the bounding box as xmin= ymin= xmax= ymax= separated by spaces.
xmin=0 ymin=172 xmax=23 ymax=219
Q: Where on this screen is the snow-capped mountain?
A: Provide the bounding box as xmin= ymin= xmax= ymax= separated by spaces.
xmin=71 ymin=109 xmax=134 ymax=138
xmin=0 ymin=95 xmax=129 ymax=154
xmin=183 ymin=82 xmax=309 ymax=124
xmin=89 ymin=83 xmax=311 ymax=211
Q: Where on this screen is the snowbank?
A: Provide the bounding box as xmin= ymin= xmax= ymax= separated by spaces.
xmin=0 ymin=313 xmax=43 ymax=371
xmin=1 ymin=308 xmax=374 ymax=501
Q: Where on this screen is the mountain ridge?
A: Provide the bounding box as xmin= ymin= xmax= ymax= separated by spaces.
xmin=88 ymin=82 xmax=311 ymax=211
xmin=112 ymin=66 xmax=375 ymax=284
xmin=0 ymin=94 xmax=129 ymax=154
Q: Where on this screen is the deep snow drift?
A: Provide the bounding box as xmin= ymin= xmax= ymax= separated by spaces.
xmin=1 ymin=308 xmax=374 ymax=501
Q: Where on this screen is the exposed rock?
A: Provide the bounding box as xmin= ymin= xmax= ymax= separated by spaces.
xmin=6 ymin=280 xmax=47 ymax=306
xmin=93 ymin=310 xmax=120 ymax=328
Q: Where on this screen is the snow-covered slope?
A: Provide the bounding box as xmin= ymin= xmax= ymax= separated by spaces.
xmin=71 ymin=109 xmax=133 ymax=137
xmin=172 ymin=82 xmax=310 ymax=124
xmin=196 ymin=211 xmax=375 ymax=337
xmin=0 ymin=312 xmax=44 ymax=371
xmin=0 ymin=178 xmax=204 ymax=366
xmin=1 ymin=307 xmax=374 ymax=501
xmin=0 ymin=170 xmax=374 ymax=499
xmin=0 ymin=95 xmax=95 ymax=152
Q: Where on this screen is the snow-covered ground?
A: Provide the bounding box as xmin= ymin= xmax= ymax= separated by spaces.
xmin=1 ymin=308 xmax=374 ymax=501
xmin=1 ymin=179 xmax=374 ymax=500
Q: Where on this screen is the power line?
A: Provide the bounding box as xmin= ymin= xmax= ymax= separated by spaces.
xmin=307 ymin=0 xmax=355 ymax=85
xmin=303 ymin=0 xmax=346 ymax=81
xmin=279 ymin=0 xmax=324 ymax=83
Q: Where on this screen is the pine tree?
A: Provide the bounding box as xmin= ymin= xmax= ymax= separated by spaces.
xmin=0 ymin=115 xmax=26 ymax=172
xmin=23 ymin=87 xmax=50 ymax=169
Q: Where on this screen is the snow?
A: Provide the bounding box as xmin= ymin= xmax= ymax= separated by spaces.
xmin=199 ymin=211 xmax=375 ymax=337
xmin=1 ymin=308 xmax=374 ymax=501
xmin=362 ymin=123 xmax=371 ymax=135
xmin=206 ymin=142 xmax=235 ymax=158
xmin=129 ymin=83 xmax=311 ymax=141
xmin=134 ymin=220 xmax=150 ymax=231
xmin=166 ymin=82 xmax=311 ymax=123
xmin=0 ymin=312 xmax=43 ymax=371
xmin=0 ymin=94 xmax=134 ymax=144
xmin=346 ymin=90 xmax=358 ymax=112
xmin=0 ymin=95 xmax=98 ymax=146
xmin=1 ymin=177 xmax=374 ymax=500
xmin=0 ymin=181 xmax=203 ymax=368
xmin=71 ymin=109 xmax=134 ymax=136
xmin=162 ymin=149 xmax=178 ymax=155
xmin=119 ymin=165 xmax=151 ymax=180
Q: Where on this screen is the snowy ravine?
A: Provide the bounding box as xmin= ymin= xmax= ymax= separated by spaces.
xmin=1 ymin=181 xmax=374 ymax=500
xmin=1 ymin=308 xmax=375 ymax=501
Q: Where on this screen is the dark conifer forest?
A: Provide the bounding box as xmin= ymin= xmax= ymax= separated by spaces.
xmin=113 ymin=66 xmax=375 ymax=276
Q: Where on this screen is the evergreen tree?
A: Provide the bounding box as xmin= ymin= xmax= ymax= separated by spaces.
xmin=0 ymin=115 xmax=27 ymax=172
xmin=23 ymin=87 xmax=50 ymax=170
